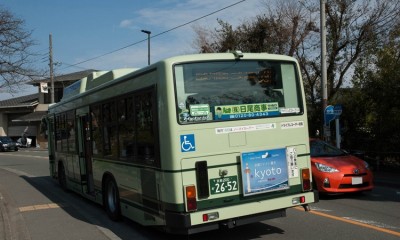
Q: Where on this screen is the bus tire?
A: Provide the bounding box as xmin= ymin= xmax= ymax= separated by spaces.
xmin=104 ymin=177 xmax=121 ymax=221
xmin=58 ymin=162 xmax=67 ymax=191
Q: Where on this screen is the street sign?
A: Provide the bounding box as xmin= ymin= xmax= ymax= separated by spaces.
xmin=325 ymin=104 xmax=343 ymax=126
xmin=324 ymin=105 xmax=335 ymax=126
xmin=334 ymin=104 xmax=342 ymax=116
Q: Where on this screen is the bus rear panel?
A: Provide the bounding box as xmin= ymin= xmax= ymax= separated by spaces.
xmin=158 ymin=53 xmax=317 ymax=234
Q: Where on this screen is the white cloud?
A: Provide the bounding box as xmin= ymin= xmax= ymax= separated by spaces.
xmin=128 ymin=0 xmax=263 ymax=61
xmin=70 ymin=0 xmax=265 ymax=71
xmin=136 ymin=0 xmax=261 ymax=30
xmin=119 ymin=19 xmax=135 ymax=29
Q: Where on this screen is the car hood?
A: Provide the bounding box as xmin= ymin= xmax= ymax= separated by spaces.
xmin=311 ymin=155 xmax=366 ymax=169
xmin=3 ymin=142 xmax=16 ymax=146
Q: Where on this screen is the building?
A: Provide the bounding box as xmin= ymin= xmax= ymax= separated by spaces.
xmin=0 ymin=69 xmax=98 ymax=148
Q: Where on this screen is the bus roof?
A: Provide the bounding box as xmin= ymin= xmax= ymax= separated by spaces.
xmin=61 ymin=68 xmax=137 ymax=101
xmin=52 ymin=52 xmax=297 ymax=109
xmin=160 ymin=51 xmax=297 ymax=65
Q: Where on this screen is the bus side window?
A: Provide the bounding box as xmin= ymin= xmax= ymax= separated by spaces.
xmin=135 ymin=91 xmax=157 ymax=165
xmin=102 ymin=101 xmax=118 ymax=158
xmin=91 ymin=105 xmax=102 ymax=155
xmin=119 ymin=97 xmax=135 ymax=160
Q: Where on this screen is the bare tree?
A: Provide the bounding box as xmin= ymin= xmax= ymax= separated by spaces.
xmin=192 ymin=0 xmax=399 ymax=105
xmin=302 ymin=0 xmax=399 ymax=101
xmin=192 ymin=24 xmax=215 ymax=53
xmin=0 ymin=7 xmax=40 ymax=94
xmin=192 ymin=1 xmax=317 ymax=56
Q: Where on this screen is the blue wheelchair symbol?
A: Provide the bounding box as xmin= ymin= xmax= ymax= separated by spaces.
xmin=180 ymin=134 xmax=195 ymax=152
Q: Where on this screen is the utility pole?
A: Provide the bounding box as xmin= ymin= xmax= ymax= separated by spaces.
xmin=320 ymin=0 xmax=328 ymax=140
xmin=49 ymin=34 xmax=55 ymax=103
xmin=141 ymin=30 xmax=151 ymax=65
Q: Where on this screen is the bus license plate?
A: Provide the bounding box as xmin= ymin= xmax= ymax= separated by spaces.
xmin=210 ymin=176 xmax=238 ymax=194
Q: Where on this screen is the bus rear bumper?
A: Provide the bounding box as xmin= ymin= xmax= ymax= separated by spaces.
xmin=164 ymin=190 xmax=318 ymax=235
xmin=164 ymin=208 xmax=286 ymax=235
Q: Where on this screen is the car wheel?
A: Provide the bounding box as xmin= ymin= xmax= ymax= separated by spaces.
xmin=104 ymin=177 xmax=121 ymax=221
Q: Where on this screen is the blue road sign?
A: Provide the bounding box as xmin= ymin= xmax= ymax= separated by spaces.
xmin=334 ymin=104 xmax=342 ymax=116
xmin=324 ymin=105 xmax=335 ymax=126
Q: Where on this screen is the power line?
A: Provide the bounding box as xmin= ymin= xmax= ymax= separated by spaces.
xmin=151 ymin=0 xmax=247 ymax=39
xmin=58 ymin=61 xmax=92 ymax=70
xmin=61 ymin=0 xmax=248 ymax=70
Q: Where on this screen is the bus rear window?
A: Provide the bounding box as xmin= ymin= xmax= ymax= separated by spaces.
xmin=174 ymin=60 xmax=303 ymax=124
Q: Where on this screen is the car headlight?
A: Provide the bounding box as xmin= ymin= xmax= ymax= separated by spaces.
xmin=315 ymin=163 xmax=339 ymax=173
xmin=363 ymin=161 xmax=370 ymax=169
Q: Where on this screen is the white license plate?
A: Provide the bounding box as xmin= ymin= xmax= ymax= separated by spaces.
xmin=352 ymin=177 xmax=363 ymax=185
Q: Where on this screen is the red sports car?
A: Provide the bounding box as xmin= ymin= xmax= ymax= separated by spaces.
xmin=310 ymin=139 xmax=374 ymax=194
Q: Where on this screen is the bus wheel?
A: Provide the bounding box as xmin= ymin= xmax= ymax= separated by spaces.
xmin=58 ymin=163 xmax=67 ymax=191
xmin=104 ymin=177 xmax=121 ymax=221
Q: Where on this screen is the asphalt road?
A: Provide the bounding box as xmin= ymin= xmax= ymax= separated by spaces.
xmin=0 ymin=149 xmax=399 ymax=240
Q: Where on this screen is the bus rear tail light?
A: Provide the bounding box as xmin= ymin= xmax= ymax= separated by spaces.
xmin=185 ymin=185 xmax=197 ymax=212
xmin=301 ymin=168 xmax=311 ymax=191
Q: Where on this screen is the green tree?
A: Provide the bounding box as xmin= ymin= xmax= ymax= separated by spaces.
xmin=362 ymin=25 xmax=399 ymax=151
xmin=336 ymin=19 xmax=400 ymax=154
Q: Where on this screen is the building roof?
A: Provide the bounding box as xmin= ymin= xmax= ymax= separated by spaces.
xmin=1 ymin=70 xmax=99 ymax=109
xmin=30 ymin=69 xmax=99 ymax=85
xmin=12 ymin=111 xmax=47 ymax=122
xmin=0 ymin=70 xmax=100 ymax=125
xmin=0 ymin=93 xmax=39 ymax=109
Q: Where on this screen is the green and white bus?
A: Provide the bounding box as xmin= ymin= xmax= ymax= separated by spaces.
xmin=46 ymin=52 xmax=318 ymax=235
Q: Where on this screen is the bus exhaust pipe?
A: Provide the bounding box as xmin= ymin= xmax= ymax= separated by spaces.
xmin=303 ymin=204 xmax=311 ymax=212
xmin=220 ymin=220 xmax=236 ymax=229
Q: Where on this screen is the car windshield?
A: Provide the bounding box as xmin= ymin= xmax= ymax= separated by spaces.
xmin=0 ymin=137 xmax=12 ymax=143
xmin=310 ymin=139 xmax=347 ymax=157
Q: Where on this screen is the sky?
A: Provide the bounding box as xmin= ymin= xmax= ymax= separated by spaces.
xmin=0 ymin=0 xmax=265 ymax=100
